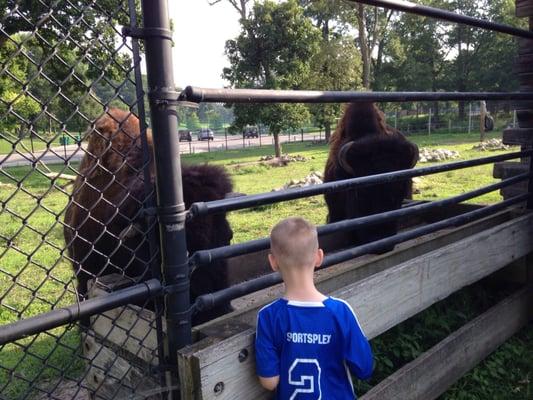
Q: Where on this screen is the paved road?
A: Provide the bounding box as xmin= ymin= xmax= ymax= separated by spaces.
xmin=0 ymin=133 xmax=324 ymax=168
xmin=180 ymin=132 xmax=323 ymax=155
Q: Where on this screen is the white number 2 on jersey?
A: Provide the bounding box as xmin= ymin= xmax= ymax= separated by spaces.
xmin=288 ymin=359 xmax=322 ymax=399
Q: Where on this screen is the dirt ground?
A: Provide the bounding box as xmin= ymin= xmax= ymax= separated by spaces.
xmin=32 ymin=380 xmax=90 ymax=400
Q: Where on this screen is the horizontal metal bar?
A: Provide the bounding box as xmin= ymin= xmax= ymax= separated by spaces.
xmin=190 ymin=172 xmax=531 ymax=267
xmin=0 ymin=279 xmax=162 ymax=346
xmin=189 ymin=150 xmax=533 ymax=218
xmin=348 ymin=0 xmax=533 ymax=39
xmin=181 ymin=87 xmax=533 ymax=104
xmin=193 ymin=194 xmax=529 ymax=312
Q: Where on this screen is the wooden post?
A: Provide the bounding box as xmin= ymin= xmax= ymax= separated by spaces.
xmin=225 ymin=128 xmax=228 ymax=150
xmin=428 ymin=108 xmax=432 ymax=135
xmin=493 ymin=2 xmax=533 ymax=203
xmin=468 ymin=103 xmax=472 ymax=134
xmin=492 ymin=0 xmax=533 ymax=284
xmin=480 ymin=100 xmax=487 ymax=142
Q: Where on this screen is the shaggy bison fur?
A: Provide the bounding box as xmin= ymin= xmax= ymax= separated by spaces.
xmin=63 ymin=109 xmax=233 ymax=323
xmin=324 ymin=102 xmax=419 ymax=250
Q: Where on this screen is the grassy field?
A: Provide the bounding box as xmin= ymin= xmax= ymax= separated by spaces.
xmin=183 ymin=130 xmax=514 ymax=242
xmin=0 ymin=130 xmax=531 ymax=399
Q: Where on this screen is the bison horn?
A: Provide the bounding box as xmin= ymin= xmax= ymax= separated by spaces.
xmin=225 ymin=191 xmax=246 ymax=199
xmin=118 ymin=222 xmax=143 ymax=241
xmin=338 ymin=141 xmax=356 ymax=176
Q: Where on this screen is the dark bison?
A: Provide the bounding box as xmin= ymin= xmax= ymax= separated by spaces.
xmin=64 ymin=109 xmax=233 ymax=323
xmin=324 ymin=102 xmax=419 ymax=250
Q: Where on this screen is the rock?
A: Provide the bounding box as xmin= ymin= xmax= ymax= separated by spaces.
xmin=418 ymin=148 xmax=460 ymax=163
xmin=273 ymin=171 xmax=324 ymax=191
xmin=472 ymin=139 xmax=510 ymax=151
xmin=259 ymin=154 xmax=309 ymax=163
xmin=412 ymin=177 xmax=423 ymax=194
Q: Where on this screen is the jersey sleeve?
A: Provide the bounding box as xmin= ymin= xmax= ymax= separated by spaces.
xmin=341 ymin=302 xmax=373 ymax=380
xmin=255 ymin=309 xmax=280 ymax=378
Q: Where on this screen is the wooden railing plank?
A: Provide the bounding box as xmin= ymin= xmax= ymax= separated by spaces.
xmin=178 ymin=213 xmax=533 ymax=399
xmin=361 ymin=286 xmax=533 ymax=400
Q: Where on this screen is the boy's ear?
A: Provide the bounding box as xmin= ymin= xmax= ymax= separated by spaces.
xmin=315 ymin=248 xmax=324 ymax=268
xmin=268 ymin=253 xmax=279 ymax=272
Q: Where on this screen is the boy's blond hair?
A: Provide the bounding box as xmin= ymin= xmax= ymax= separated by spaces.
xmin=270 ymin=217 xmax=318 ymax=268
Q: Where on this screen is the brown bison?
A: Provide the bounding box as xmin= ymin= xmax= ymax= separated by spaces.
xmin=324 ymin=102 xmax=419 ymax=250
xmin=64 ymin=109 xmax=233 ymax=323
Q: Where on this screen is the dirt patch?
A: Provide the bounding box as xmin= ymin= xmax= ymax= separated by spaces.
xmin=31 ymin=379 xmax=90 ymax=400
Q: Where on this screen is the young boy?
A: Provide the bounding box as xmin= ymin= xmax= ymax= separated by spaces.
xmin=255 ymin=217 xmax=373 ymax=399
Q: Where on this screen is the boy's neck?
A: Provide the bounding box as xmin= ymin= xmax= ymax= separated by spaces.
xmin=284 ymin=278 xmax=326 ymax=303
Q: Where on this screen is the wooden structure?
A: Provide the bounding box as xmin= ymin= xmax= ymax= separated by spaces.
xmin=84 ymin=206 xmax=533 ymax=399
xmin=494 ymin=1 xmax=533 ymax=198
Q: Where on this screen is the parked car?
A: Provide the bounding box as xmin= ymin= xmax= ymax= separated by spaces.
xmin=243 ymin=126 xmax=259 ymax=138
xmin=197 ymin=128 xmax=214 ymax=141
xmin=178 ymin=130 xmax=192 ymax=142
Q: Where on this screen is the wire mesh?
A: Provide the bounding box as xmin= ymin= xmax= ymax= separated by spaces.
xmin=0 ymin=1 xmax=166 ymax=399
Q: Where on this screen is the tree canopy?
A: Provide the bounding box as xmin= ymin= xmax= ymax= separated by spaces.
xmin=214 ymin=0 xmax=523 ymax=133
xmin=223 ymin=0 xmax=321 ymax=156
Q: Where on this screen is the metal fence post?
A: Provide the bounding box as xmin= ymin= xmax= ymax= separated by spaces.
xmin=141 ymin=1 xmax=191 ymax=398
xmin=428 ymin=108 xmax=432 ymax=135
xmin=225 ymin=128 xmax=228 ymax=150
xmin=468 ymin=103 xmax=472 ymax=134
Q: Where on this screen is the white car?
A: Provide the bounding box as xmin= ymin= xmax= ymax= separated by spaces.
xmin=197 ymin=128 xmax=214 ymax=141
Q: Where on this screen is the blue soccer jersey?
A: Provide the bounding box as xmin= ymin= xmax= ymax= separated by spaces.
xmin=255 ymin=297 xmax=373 ymax=399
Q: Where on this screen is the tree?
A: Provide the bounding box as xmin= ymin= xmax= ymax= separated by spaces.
xmin=442 ymin=0 xmax=522 ymax=119
xmin=380 ymin=1 xmax=449 ymax=120
xmin=0 ymin=1 xmax=138 ymax=136
xmin=298 ymin=0 xmax=362 ymax=141
xmin=0 ymin=36 xmax=40 ymax=134
xmin=186 ymin=112 xmax=201 ymax=130
xmin=207 ymin=0 xmax=252 ymax=20
xmin=304 ymin=37 xmax=362 ymax=141
xmin=224 ymin=0 xmax=320 ymax=157
xmin=341 ymin=2 xmax=395 ymax=89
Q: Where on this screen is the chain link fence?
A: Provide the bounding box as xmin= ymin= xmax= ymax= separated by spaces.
xmin=0 ymin=1 xmax=168 ymax=398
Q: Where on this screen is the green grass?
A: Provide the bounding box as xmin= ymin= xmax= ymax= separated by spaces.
xmin=0 ymin=130 xmax=530 ymax=398
xmin=0 ymin=136 xmax=67 ymax=154
xmin=181 ymin=130 xmax=514 ymax=242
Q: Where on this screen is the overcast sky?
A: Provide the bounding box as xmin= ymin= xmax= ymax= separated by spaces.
xmin=168 ymin=1 xmax=241 ymax=89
